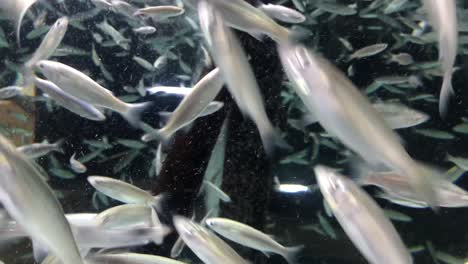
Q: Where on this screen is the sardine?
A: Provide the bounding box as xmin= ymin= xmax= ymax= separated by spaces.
xmin=69 ymin=153 xmax=87 ymax=173
xmin=205 ymin=217 xmax=303 ymax=264
xmin=279 ymin=42 xmax=439 ymax=208
xmin=258 ymin=3 xmax=306 ymax=24
xmin=36 ymin=60 xmax=150 ymax=127
xmin=315 ymin=165 xmax=412 ymax=264
xmin=423 ymin=0 xmax=458 ymax=117
xmin=17 ymin=139 xmax=63 ymax=159
xmin=0 ymin=86 xmax=23 ymax=99
xmin=34 ymin=78 xmax=106 ymax=121
xmin=349 ymin=43 xmax=388 ymax=60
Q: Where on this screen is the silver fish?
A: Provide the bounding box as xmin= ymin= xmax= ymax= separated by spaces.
xmin=96 ymin=20 xmax=130 ymax=50
xmin=0 ymin=86 xmax=23 ymax=99
xmin=279 ymin=42 xmax=439 ymax=208
xmin=87 ymin=253 xmax=187 ymax=264
xmin=36 ymin=60 xmax=150 ymax=127
xmin=0 ymin=135 xmax=83 ymax=264
xmin=69 ymin=153 xmax=87 ymax=173
xmin=25 ymin=17 xmax=69 ymax=68
xmin=258 ymin=3 xmax=306 ymax=24
xmin=423 ymin=0 xmax=458 ymax=117
xmin=142 ymin=68 xmax=224 ymax=142
xmin=87 ymin=176 xmax=161 ymax=208
xmin=203 ymin=180 xmax=231 ymax=203
xmin=199 ymin=0 xmax=291 ymax=42
xmin=349 ymin=43 xmax=388 ymax=60
xmin=95 ymin=204 xmax=160 ymax=229
xmin=17 ymin=139 xmax=63 ymax=159
xmin=34 ymin=78 xmax=106 ymax=121
xmin=315 ymin=165 xmax=412 ymax=264
xmin=173 ymin=216 xmax=248 ymax=264
xmin=372 ymin=102 xmax=429 ymax=129
xmin=134 ymin=6 xmax=185 ymax=19
xmin=200 ymin=2 xmax=288 ymax=155
xmin=0 ymin=0 xmax=37 ymax=45
xmin=205 ymin=217 xmax=302 ymax=264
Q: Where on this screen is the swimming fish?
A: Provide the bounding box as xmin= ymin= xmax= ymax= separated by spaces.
xmin=0 ymin=86 xmax=23 ymax=99
xmin=257 ymin=3 xmax=306 ymax=24
xmin=200 ymin=2 xmax=288 ymax=155
xmin=87 ymin=253 xmax=187 ymax=264
xmin=95 ymin=204 xmax=160 ymax=230
xmin=25 ymin=17 xmax=69 ymax=69
xmin=173 ymin=216 xmax=248 ymax=264
xmin=142 ymin=68 xmax=224 ymax=142
xmin=0 ymin=0 xmax=37 ymax=45
xmin=34 ymin=78 xmax=106 ymax=121
xmin=133 ymin=26 xmax=157 ymax=35
xmin=69 ymin=153 xmax=87 ymax=173
xmin=315 ymin=165 xmax=412 ymax=264
xmin=36 ymin=60 xmax=150 ymax=127
xmin=17 ymin=139 xmax=64 ymax=159
xmin=279 ymin=42 xmax=439 ymax=209
xmin=87 ymin=176 xmax=162 ymax=210
xmin=205 ymin=217 xmax=303 ymax=264
xmin=202 ymin=180 xmax=231 ymax=203
xmin=0 ymin=135 xmax=83 ymax=264
xmin=423 ymin=0 xmax=458 ymax=117
xmin=348 ymin=43 xmax=388 ymax=60
xmin=134 ymin=6 xmax=185 ymax=20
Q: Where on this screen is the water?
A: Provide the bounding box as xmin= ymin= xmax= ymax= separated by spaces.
xmin=0 ymin=0 xmax=468 ymax=263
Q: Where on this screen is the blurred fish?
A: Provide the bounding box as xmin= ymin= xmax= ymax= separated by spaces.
xmin=173 ymin=216 xmax=248 ymax=264
xmin=0 ymin=0 xmax=37 ymax=45
xmin=446 ymin=154 xmax=468 ymax=171
xmin=17 ymin=139 xmax=64 ymax=159
xmin=87 ymin=253 xmax=187 ymax=264
xmin=315 ymin=166 xmax=412 ymax=264
xmin=387 ymin=53 xmax=413 ymax=65
xmin=133 ymin=26 xmax=157 ymax=35
xmin=258 ymin=3 xmax=306 ymax=24
xmin=25 ymin=17 xmax=69 ymax=69
xmin=205 ymin=217 xmax=303 ymax=264
xmin=349 ymin=43 xmax=388 ymax=60
xmin=202 ymin=180 xmax=231 ymax=203
xmin=142 ymin=68 xmax=224 ymax=142
xmin=36 ymin=60 xmax=150 ymax=127
xmin=0 ymin=135 xmax=83 ymax=264
xmin=200 ymin=2 xmax=289 ymax=155
xmin=279 ymin=42 xmax=440 ymax=208
xmin=423 ymin=0 xmax=458 ymax=117
xmin=34 ymin=78 xmax=106 ymax=121
xmin=0 ymin=86 xmax=23 ymax=99
xmin=134 ymin=6 xmax=185 ymax=19
xmin=87 ymin=176 xmax=163 ymax=210
xmin=147 ymin=86 xmax=191 ymax=96
xmin=95 ymin=204 xmax=160 ymax=229
xmin=414 ymin=129 xmax=455 ymax=140
xmin=69 ymin=153 xmax=87 ymax=173
xmin=372 ymin=102 xmax=429 ymax=129
xmin=96 ymin=19 xmax=130 ymax=50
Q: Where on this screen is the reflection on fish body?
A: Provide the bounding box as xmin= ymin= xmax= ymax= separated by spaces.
xmin=278 ymin=42 xmax=439 ymax=209
xmin=423 ymin=0 xmax=458 ymax=117
xmin=0 ymin=135 xmax=83 ymax=264
xmin=36 ymin=60 xmax=150 ymax=127
xmin=173 ymin=216 xmax=248 ymax=264
xmin=315 ymin=166 xmax=412 ymax=264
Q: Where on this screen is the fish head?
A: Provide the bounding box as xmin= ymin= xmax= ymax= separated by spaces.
xmin=35 ymin=60 xmax=60 ymax=77
xmin=314 ymin=165 xmax=350 ymax=208
xmin=52 ymin=16 xmax=69 ymax=35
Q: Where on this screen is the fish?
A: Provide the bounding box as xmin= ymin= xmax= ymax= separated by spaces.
xmin=279 ymin=42 xmax=439 ymax=208
xmin=87 ymin=253 xmax=187 ymax=264
xmin=134 ymin=6 xmax=185 ymax=20
xmin=257 ymin=3 xmax=306 ymax=24
xmin=348 ymin=43 xmax=388 ymax=60
xmin=133 ymin=26 xmax=157 ymax=35
xmin=25 ymin=17 xmax=69 ymax=69
xmin=95 ymin=204 xmax=160 ymax=230
xmin=198 ymin=0 xmax=292 ymax=43
xmin=147 ymin=86 xmax=192 ymax=96
xmin=0 ymin=86 xmax=23 ymax=99
xmin=446 ymin=154 xmax=468 ymax=171
xmin=414 ymin=129 xmax=455 ymax=140
xmin=17 ymin=139 xmax=64 ymax=159
xmin=355 ymin=167 xmax=468 ymax=208
xmin=133 ymin=56 xmax=155 ymax=71
xmin=87 ymin=176 xmax=162 ymax=209
xmin=69 ymin=153 xmax=87 ymax=173
xmin=0 ymin=0 xmax=37 ymax=45
xmin=274 ymin=183 xmax=312 ymax=194
xmin=200 ymin=2 xmax=289 ymax=155
xmin=203 ymin=180 xmax=231 ymax=203
xmin=0 ymin=135 xmax=83 ymax=264
xmin=317 ymin=212 xmax=337 ymax=239
xmin=36 ymin=60 xmax=150 ymax=127
xmin=387 ymin=53 xmax=413 ymax=65
xmin=96 ymin=19 xmax=130 ymax=50
xmin=423 ymin=0 xmax=458 ymax=117
xmin=173 ymin=216 xmax=249 ymax=264
xmin=34 ymin=78 xmax=106 ymax=121
xmin=315 ymin=165 xmax=412 ymax=264
xmin=205 ymin=217 xmax=303 ymax=264
xmin=142 ymin=68 xmax=224 ymax=142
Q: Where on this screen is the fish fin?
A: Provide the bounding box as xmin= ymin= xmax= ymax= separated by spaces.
xmin=53 ymin=138 xmax=65 ymax=154
xmin=439 ymin=72 xmax=454 ymax=119
xmin=283 ymin=245 xmax=304 ymax=264
xmin=122 ymin=102 xmax=152 ymax=128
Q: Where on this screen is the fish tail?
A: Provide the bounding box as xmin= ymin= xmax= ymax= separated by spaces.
xmin=53 ymin=138 xmax=66 ymax=154
xmin=141 ymin=128 xmax=170 ymax=143
xmin=282 ymin=245 xmax=304 ymax=264
xmin=122 ymin=102 xmax=152 ymax=128
xmin=439 ymin=72 xmax=454 ymax=119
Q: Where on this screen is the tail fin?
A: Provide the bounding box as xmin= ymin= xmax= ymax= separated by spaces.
xmin=53 ymin=139 xmax=65 ymax=154
xmin=122 ymin=102 xmax=152 ymax=128
xmin=439 ymin=72 xmax=454 ymax=119
xmin=282 ymin=245 xmax=304 ymax=264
